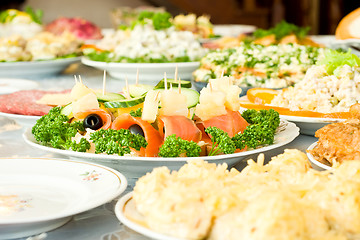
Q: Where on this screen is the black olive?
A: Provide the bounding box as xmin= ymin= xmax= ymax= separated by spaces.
xmin=83 ymin=114 xmax=103 ymax=130
xmin=129 ymin=124 xmax=145 ymax=137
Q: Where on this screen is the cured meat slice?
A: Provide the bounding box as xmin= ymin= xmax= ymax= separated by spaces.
xmin=200 ymin=110 xmax=249 ymax=138
xmin=157 ymin=115 xmax=202 ymax=142
xmin=0 ymin=90 xmax=68 ymax=116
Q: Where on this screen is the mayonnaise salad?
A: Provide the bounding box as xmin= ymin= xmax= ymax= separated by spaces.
xmin=0 ymin=32 xmax=81 ymax=61
xmin=271 ymin=64 xmax=360 ymax=113
xmin=90 ymin=21 xmax=207 ymax=63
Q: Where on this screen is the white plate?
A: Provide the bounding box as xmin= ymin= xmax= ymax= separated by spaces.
xmin=22 ymin=121 xmax=299 ymax=182
xmin=0 ymin=78 xmax=39 ymax=95
xmin=213 ymin=24 xmax=256 ymax=37
xmin=280 ymin=115 xmax=344 ymax=136
xmin=0 ymin=112 xmax=40 ymax=127
xmin=0 ymin=57 xmax=80 ymax=79
xmin=0 ymin=157 xmax=127 ymax=239
xmin=115 ymin=192 xmax=180 ymax=240
xmin=309 ymin=35 xmax=336 ymax=47
xmin=328 ymin=38 xmax=360 ymax=56
xmin=81 ymin=57 xmax=200 ymax=83
xmin=306 ymin=141 xmax=331 ymax=171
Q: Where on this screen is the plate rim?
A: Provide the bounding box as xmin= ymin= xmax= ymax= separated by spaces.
xmin=0 ymin=111 xmax=41 ymax=120
xmin=280 ymin=114 xmax=344 ymax=123
xmin=0 ymin=56 xmax=81 ymax=67
xmin=0 ymin=157 xmax=128 ymax=224
xmin=306 ymin=141 xmax=331 ymax=170
xmin=81 ymin=57 xmax=200 ymax=68
xmin=22 ymin=120 xmax=300 ymax=162
xmin=115 ymin=192 xmax=181 ymax=240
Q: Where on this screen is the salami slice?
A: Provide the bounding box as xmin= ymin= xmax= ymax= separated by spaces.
xmin=0 ymin=90 xmax=68 ymax=116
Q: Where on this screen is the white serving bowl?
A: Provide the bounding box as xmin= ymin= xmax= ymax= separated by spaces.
xmin=0 ymin=57 xmax=80 ymax=78
xmin=81 ymin=57 xmax=200 ymax=83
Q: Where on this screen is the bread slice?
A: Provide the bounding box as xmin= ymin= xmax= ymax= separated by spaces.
xmin=335 ymin=8 xmax=360 ymax=40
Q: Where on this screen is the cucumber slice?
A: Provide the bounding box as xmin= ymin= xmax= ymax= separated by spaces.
xmin=128 ymin=84 xmax=154 ymax=98
xmin=104 ymin=95 xmax=146 ymax=108
xmin=156 ymin=88 xmax=199 ymax=108
xmin=155 ymin=78 xmax=192 ymax=89
xmin=61 ymin=103 xmax=73 ymax=118
xmin=95 ymin=90 xmax=125 ymax=102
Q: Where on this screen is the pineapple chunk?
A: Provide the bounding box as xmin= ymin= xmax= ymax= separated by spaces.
xmin=72 ymin=92 xmax=99 ymax=115
xmin=159 ymin=89 xmax=188 ymax=117
xmin=209 ymin=76 xmax=242 ymax=111
xmin=224 ymin=85 xmax=242 ymax=111
xmin=141 ymin=90 xmax=160 ymax=123
xmin=195 ymin=87 xmax=226 ymax=121
xmin=71 ymin=81 xmax=94 ymax=102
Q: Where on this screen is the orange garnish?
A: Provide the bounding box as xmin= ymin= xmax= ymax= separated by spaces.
xmin=80 ymin=44 xmax=104 ymax=52
xmin=239 ymin=100 xmax=350 ymax=119
xmin=335 ymin=8 xmax=360 ymax=40
xmin=246 ymin=88 xmax=279 ymax=104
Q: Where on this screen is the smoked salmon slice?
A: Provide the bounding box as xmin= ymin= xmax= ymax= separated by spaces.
xmin=74 ymin=108 xmax=112 ymax=129
xmin=158 ymin=115 xmax=202 ymax=142
xmin=111 ymin=114 xmax=163 ymax=157
xmin=200 ymin=110 xmax=249 ymax=138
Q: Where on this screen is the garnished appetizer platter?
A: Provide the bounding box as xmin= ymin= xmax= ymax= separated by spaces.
xmin=23 ymin=72 xmax=299 ymax=179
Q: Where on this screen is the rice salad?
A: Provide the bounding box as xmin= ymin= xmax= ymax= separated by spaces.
xmin=193 ymin=42 xmax=325 ymax=88
xmin=271 ymin=51 xmax=360 ymax=113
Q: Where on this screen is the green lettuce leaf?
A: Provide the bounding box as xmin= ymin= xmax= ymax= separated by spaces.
xmin=318 ymin=49 xmax=360 ymax=75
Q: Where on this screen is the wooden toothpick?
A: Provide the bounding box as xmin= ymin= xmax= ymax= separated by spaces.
xmin=174 ymin=65 xmax=178 ymax=82
xmin=102 ymin=70 xmax=107 ymax=95
xmin=154 ymin=91 xmax=160 ymax=102
xmin=136 ymin=68 xmax=139 ymax=85
xmin=178 ymin=77 xmax=181 ymax=94
xmin=125 ymin=76 xmax=130 ymax=99
xmin=164 ymin=72 xmax=168 ymax=91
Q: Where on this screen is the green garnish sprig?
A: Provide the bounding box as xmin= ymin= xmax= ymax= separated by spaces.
xmin=25 ymin=6 xmax=43 ymax=24
xmin=90 ymin=129 xmax=147 ymax=156
xmin=233 ymin=109 xmax=280 ymax=150
xmin=129 ymin=108 xmax=142 ymax=117
xmin=205 ymin=127 xmax=236 ymax=156
xmin=158 ymin=134 xmax=201 ymax=157
xmin=131 ymin=11 xmax=172 ymax=30
xmin=253 ymin=20 xmax=310 ymax=40
xmin=32 ymin=107 xmax=89 ymax=151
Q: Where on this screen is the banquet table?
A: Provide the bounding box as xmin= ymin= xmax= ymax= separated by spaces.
xmin=0 ymin=63 xmax=318 ymax=240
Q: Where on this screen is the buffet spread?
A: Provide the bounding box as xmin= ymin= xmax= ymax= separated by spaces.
xmin=2 ymin=5 xmax=360 ymax=240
